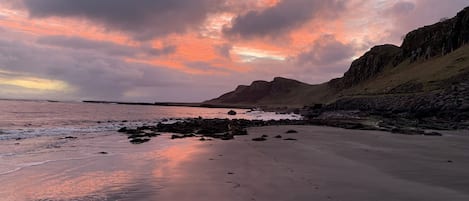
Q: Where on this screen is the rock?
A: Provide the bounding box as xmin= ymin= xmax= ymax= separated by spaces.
xmin=252 ymin=137 xmax=266 ymax=141
xmin=286 ymin=130 xmax=298 ymax=133
xmin=99 ymin=152 xmax=108 ymax=154
xmin=63 ymin=136 xmax=77 ymax=139
xmin=261 ymin=135 xmax=268 ymax=138
xmin=129 ymin=138 xmax=150 ymax=144
xmin=221 ymin=134 xmax=234 ymax=140
xmin=274 ymin=135 xmax=282 ymax=138
xmin=171 ymin=135 xmax=185 ymax=139
xmin=199 ymin=137 xmax=206 ymax=141
xmin=118 ymin=127 xmax=128 ymax=132
xmin=227 ymin=110 xmax=237 ymax=115
xmin=231 ymin=128 xmax=248 ymax=135
xmin=284 ymin=138 xmax=297 ymax=141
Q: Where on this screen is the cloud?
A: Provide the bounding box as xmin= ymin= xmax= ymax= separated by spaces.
xmin=214 ymin=43 xmax=232 ymax=59
xmin=21 ymin=0 xmax=225 ymax=40
xmin=296 ymin=35 xmax=355 ymax=66
xmin=223 ymin=0 xmax=345 ymax=39
xmin=0 ymin=38 xmax=193 ymax=101
xmin=384 ymin=1 xmax=415 ymax=16
xmin=185 ymin=61 xmax=232 ymax=73
xmin=37 ymin=35 xmax=176 ymax=57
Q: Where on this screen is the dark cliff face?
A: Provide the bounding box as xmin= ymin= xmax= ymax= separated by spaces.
xmin=401 ymin=7 xmax=469 ymax=60
xmin=330 ymin=45 xmax=401 ymax=89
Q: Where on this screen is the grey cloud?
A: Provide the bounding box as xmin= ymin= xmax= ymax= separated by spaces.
xmin=37 ymin=35 xmax=176 ymax=57
xmin=384 ymin=1 xmax=415 ymax=16
xmin=0 ymin=38 xmax=194 ymax=101
xmin=297 ymin=35 xmax=355 ymax=66
xmin=185 ymin=61 xmax=231 ymax=73
xmin=21 ymin=0 xmax=224 ymax=40
xmin=214 ymin=44 xmax=232 ymax=58
xmin=223 ymin=0 xmax=345 ymax=39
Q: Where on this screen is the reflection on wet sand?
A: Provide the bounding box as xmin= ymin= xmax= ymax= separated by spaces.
xmin=152 ymin=140 xmax=206 ymax=179
xmin=0 ymin=134 xmax=207 ymax=201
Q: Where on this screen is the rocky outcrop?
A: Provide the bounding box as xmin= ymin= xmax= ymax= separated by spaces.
xmin=330 ymin=45 xmax=401 ymax=89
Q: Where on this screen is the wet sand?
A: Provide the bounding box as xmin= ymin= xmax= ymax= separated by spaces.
xmin=1 ymin=126 xmax=469 ymax=201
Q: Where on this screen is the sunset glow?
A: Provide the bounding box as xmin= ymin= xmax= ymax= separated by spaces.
xmin=0 ymin=0 xmax=467 ymax=101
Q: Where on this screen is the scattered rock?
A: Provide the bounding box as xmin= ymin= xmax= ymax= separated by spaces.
xmin=227 ymin=110 xmax=237 ymax=115
xmin=274 ymin=135 xmax=282 ymax=138
xmin=252 ymin=137 xmax=266 ymax=141
xmin=286 ymin=130 xmax=298 ymax=133
xmin=130 ymin=138 xmax=150 ymax=144
xmin=261 ymin=135 xmax=268 ymax=138
xmin=284 ymin=138 xmax=297 ymax=141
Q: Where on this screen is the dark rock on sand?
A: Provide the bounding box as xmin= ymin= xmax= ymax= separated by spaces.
xmin=286 ymin=130 xmax=298 ymax=133
xmin=252 ymin=137 xmax=267 ymax=141
xmin=274 ymin=135 xmax=283 ymax=138
xmin=129 ymin=138 xmax=150 ymax=144
xmin=284 ymin=138 xmax=298 ymax=141
xmin=227 ymin=110 xmax=237 ymax=115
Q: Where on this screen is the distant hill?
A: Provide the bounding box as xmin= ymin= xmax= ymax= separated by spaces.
xmin=204 ymin=77 xmax=337 ymax=108
xmin=206 ymin=6 xmax=469 ymax=113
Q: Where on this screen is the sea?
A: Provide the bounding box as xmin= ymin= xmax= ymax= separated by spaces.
xmin=0 ymin=99 xmax=302 ymax=141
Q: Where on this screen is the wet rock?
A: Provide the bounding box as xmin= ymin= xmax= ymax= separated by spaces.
xmin=117 ymin=127 xmax=128 ymax=133
xmin=284 ymin=138 xmax=297 ymax=141
xmin=130 ymin=138 xmax=150 ymax=144
xmin=220 ymin=133 xmax=234 ymax=140
xmin=252 ymin=137 xmax=266 ymax=141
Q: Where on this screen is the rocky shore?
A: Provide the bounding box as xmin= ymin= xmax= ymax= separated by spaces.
xmin=117 ymin=113 xmax=458 ymax=144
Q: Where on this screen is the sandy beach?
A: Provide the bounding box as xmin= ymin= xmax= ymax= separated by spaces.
xmin=1 ymin=126 xmax=469 ymax=201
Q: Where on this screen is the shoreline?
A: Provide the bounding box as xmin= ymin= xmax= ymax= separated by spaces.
xmin=1 ymin=125 xmax=469 ymax=200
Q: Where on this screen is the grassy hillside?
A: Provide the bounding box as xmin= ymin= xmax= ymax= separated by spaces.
xmin=336 ymin=44 xmax=469 ymax=100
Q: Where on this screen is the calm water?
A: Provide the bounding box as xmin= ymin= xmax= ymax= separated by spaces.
xmin=0 ymin=100 xmax=301 ymax=140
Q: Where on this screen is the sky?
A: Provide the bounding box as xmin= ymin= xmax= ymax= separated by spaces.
xmin=0 ymin=0 xmax=468 ymax=102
